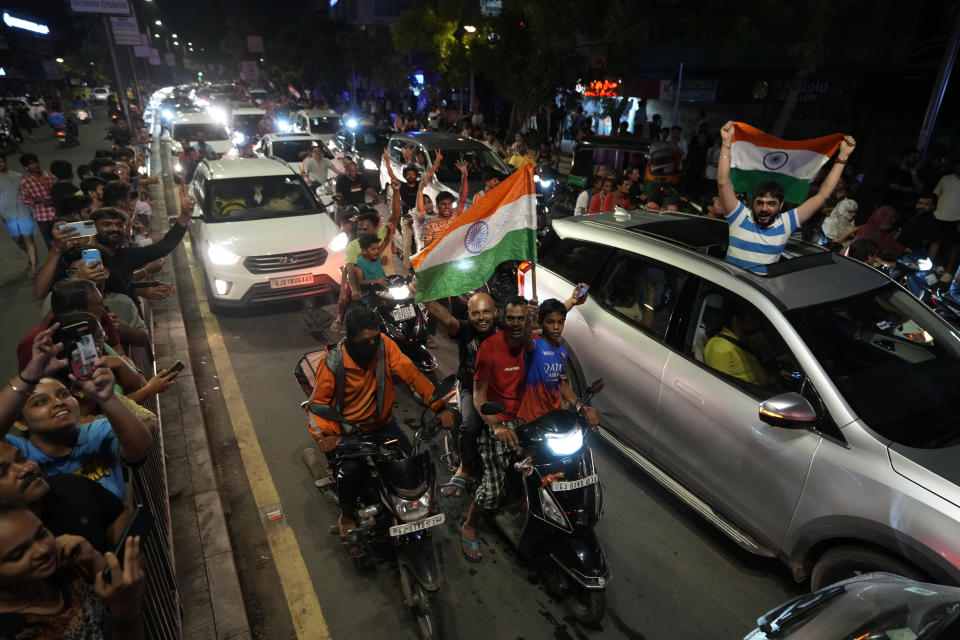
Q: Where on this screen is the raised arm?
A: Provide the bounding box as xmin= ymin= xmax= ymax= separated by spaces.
xmin=417 ymin=150 xmax=444 ymax=218
xmin=0 ymin=325 xmax=67 ymax=436
xmin=455 ymin=159 xmax=469 ymax=216
xmin=795 ymin=135 xmax=856 ymax=225
xmin=716 ymin=121 xmax=741 ymax=215
xmin=425 ymin=301 xmax=460 ymax=335
xmin=74 ymin=362 xmax=154 ymax=462
xmin=382 ymin=148 xmax=398 ymax=183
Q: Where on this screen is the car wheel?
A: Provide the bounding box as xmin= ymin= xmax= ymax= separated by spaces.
xmin=810 ymin=545 xmax=926 ymax=591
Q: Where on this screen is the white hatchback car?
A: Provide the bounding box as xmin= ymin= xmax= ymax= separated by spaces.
xmin=187 ymin=157 xmax=347 ymax=312
xmin=167 ymin=112 xmax=236 ymax=157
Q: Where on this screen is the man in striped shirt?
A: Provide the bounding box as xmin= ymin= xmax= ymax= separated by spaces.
xmin=717 ymin=121 xmax=856 ymax=274
xmin=18 ymin=153 xmax=58 ymax=248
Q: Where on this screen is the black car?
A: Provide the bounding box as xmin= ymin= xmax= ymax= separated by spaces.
xmin=328 ymin=124 xmax=392 ymax=181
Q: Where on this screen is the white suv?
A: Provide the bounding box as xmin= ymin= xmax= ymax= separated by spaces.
xmin=187 ymin=157 xmax=347 ymax=312
xmin=166 ymin=112 xmax=236 ymax=157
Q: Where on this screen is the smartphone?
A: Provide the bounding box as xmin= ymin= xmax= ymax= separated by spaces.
xmin=81 ymin=248 xmax=101 ymax=267
xmin=575 ymin=284 xmax=590 ymax=299
xmin=60 ymin=220 xmax=96 ymax=238
xmin=62 ymin=322 xmax=98 ymax=379
xmin=102 ymin=504 xmax=153 ymax=583
xmin=164 ymin=360 xmax=185 ymax=377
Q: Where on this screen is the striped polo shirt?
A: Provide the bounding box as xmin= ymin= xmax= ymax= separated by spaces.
xmin=724 ymin=202 xmax=799 ymax=274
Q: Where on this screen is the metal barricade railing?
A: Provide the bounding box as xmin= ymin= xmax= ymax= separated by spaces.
xmin=126 ymin=299 xmax=183 ymax=640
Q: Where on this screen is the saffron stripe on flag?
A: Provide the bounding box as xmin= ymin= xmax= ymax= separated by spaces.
xmin=731 ymin=122 xmax=843 ymax=155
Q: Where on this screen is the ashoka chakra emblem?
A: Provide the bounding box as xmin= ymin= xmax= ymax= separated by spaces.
xmin=464 ymin=221 xmax=489 ymax=254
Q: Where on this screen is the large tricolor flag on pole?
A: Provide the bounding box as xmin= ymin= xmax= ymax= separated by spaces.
xmin=729 ymin=123 xmax=843 ymax=204
xmin=411 ymin=163 xmax=537 ymax=303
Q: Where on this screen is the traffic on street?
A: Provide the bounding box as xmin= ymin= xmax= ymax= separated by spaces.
xmin=2 ymin=1 xmax=960 ymax=639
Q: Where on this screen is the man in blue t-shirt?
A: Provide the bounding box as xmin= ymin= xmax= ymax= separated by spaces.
xmin=518 ymin=299 xmax=598 ymax=426
xmin=716 ymin=121 xmax=856 ymax=274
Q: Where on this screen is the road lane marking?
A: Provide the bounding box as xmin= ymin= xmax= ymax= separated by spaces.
xmin=184 ymin=238 xmax=332 ymax=640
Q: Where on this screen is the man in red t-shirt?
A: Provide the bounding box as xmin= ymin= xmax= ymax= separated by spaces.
xmin=460 ymin=295 xmax=534 ymax=563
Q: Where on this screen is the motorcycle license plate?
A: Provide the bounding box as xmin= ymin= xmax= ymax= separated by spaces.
xmin=392 ymin=305 xmax=415 ymax=321
xmin=925 ymin=273 xmax=939 ymax=285
xmin=389 ymin=513 xmax=444 ymax=537
xmin=270 ymin=274 xmax=313 ymax=289
xmin=551 ymin=474 xmax=599 ymax=492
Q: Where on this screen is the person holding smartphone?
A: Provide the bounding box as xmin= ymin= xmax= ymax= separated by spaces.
xmin=0 ymin=503 xmax=145 ymax=640
xmin=1 ymin=334 xmax=154 ymax=499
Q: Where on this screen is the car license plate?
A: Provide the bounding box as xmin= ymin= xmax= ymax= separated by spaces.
xmin=925 ymin=273 xmax=939 ymax=285
xmin=389 ymin=513 xmax=445 ymax=537
xmin=392 ymin=305 xmax=415 ymax=321
xmin=551 ymin=474 xmax=598 ymax=492
xmin=269 ymin=274 xmax=314 ymax=289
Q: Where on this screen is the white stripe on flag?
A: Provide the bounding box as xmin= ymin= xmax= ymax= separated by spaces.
xmin=731 ymin=140 xmax=830 ymax=180
xmin=412 ymin=194 xmax=537 ymax=270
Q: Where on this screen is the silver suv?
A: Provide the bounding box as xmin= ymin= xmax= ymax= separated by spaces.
xmin=523 ymin=210 xmax=960 ymax=590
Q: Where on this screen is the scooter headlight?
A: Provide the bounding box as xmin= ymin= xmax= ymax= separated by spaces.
xmin=539 ymin=487 xmax=571 ymax=530
xmin=327 ymin=232 xmax=348 ymax=252
xmin=393 ymin=490 xmax=431 ymax=522
xmin=918 ymin=257 xmax=934 ymax=271
xmin=544 ymin=428 xmax=583 ymax=456
xmin=362 ymin=158 xmax=378 ymax=171
xmin=388 ymin=285 xmax=411 ymax=300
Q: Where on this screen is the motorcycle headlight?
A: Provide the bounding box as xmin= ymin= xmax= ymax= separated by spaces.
xmin=327 ymin=232 xmax=348 ymax=252
xmin=539 ymin=487 xmax=571 ymax=530
xmin=162 ymin=108 xmax=174 ymax=120
xmin=362 ymin=158 xmax=378 ymax=171
xmin=388 ymin=285 xmax=411 ymax=300
xmin=544 ymin=428 xmax=583 ymax=456
xmin=174 ymin=162 xmax=183 ymax=174
xmin=393 ymin=491 xmax=431 ymax=522
xmin=206 ymin=243 xmax=241 ymax=265
xmin=540 ymin=179 xmax=553 ymax=188
xmin=232 ymin=131 xmax=246 ymax=145
xmin=918 ymin=257 xmax=934 ymax=271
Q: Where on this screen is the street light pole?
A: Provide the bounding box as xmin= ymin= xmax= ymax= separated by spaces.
xmin=916 ymin=6 xmax=960 ymax=159
xmin=102 ymin=15 xmax=132 ymax=124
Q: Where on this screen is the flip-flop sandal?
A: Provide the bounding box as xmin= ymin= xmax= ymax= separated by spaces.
xmin=460 ymin=535 xmax=482 ymax=563
xmin=440 ymin=475 xmax=468 ymax=497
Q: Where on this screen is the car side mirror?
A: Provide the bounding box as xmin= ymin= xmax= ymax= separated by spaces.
xmin=758 ymin=392 xmax=818 ymax=429
xmin=429 ymin=374 xmax=456 ymax=404
xmin=480 ymin=401 xmax=505 ymax=416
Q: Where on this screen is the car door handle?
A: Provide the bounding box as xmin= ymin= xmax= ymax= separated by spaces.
xmin=674 ymin=380 xmax=703 ymax=404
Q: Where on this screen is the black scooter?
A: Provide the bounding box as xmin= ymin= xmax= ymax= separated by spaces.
xmin=365 ymin=274 xmax=437 ymax=374
xmin=302 ymin=375 xmax=459 ymax=640
xmin=479 ymin=379 xmax=610 ymax=625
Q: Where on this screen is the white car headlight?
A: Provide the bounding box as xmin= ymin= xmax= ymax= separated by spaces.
xmin=388 ymin=285 xmax=411 ymax=300
xmin=544 ymin=428 xmax=583 ymax=456
xmin=206 ymin=243 xmax=241 ymax=265
xmin=327 ymin=232 xmax=348 ymax=252
xmin=362 ymin=158 xmax=377 ymax=171
xmin=393 ymin=490 xmax=431 ymax=522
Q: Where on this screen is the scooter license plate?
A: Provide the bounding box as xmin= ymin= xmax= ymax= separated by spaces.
xmin=551 ymin=474 xmax=599 ymax=492
xmin=925 ymin=273 xmax=939 ymax=285
xmin=392 ymin=305 xmax=415 ymax=321
xmin=389 ymin=513 xmax=445 ymax=537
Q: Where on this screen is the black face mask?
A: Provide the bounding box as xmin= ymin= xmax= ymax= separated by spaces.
xmin=346 ymin=336 xmax=380 ymax=364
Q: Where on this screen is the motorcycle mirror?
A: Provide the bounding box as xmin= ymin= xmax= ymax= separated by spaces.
xmin=480 ymin=401 xmax=505 ymax=416
xmin=588 ymin=379 xmax=605 ymax=393
xmin=305 ymin=402 xmax=348 ymax=423
xmin=429 ymin=374 xmax=456 ymax=404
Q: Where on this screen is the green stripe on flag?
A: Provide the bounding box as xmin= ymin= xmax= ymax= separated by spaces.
xmin=729 ymin=168 xmax=810 ymax=204
xmin=414 ymin=228 xmax=536 ymax=303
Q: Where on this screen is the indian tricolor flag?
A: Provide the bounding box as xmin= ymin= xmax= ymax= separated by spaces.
xmin=411 ymin=163 xmax=537 ymax=303
xmin=730 ymin=123 xmax=843 ymax=204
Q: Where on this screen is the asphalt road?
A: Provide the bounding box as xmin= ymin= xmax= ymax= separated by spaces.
xmin=179 ymin=268 xmax=806 ymax=639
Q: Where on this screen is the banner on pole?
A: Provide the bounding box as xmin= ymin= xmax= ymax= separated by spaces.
xmin=247 ymin=35 xmax=264 ymax=53
xmin=110 ymin=17 xmax=140 ymax=45
xmin=240 ymin=60 xmax=258 ymax=82
xmin=148 ymin=48 xmax=160 ymax=65
xmin=164 ymin=53 xmax=175 ymax=67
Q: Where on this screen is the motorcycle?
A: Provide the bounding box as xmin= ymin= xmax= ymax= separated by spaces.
xmin=300 ymin=374 xmax=459 ymax=640
xmin=0 ymin=117 xmax=19 ymax=155
xmin=54 ymin=116 xmax=80 ymax=147
xmin=893 ymin=251 xmax=940 ymax=302
xmin=478 ymin=379 xmax=610 ymax=625
xmin=74 ymin=107 xmax=92 ymax=124
xmin=365 ymin=274 xmax=437 ymax=375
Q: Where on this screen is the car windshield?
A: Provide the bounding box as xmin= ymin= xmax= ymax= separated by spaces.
xmin=271 ymin=140 xmax=316 ymax=162
xmin=310 ymin=117 xmax=339 ymax=134
xmin=356 ymin=129 xmax=389 ymax=150
xmin=206 ymin=176 xmax=318 ymax=222
xmin=786 ymin=283 xmax=960 ymax=448
xmin=432 ymin=146 xmax=512 ymax=195
xmin=172 ymin=123 xmax=229 ymax=141
xmin=232 ymin=114 xmax=263 ymax=135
